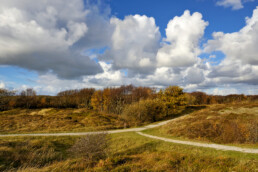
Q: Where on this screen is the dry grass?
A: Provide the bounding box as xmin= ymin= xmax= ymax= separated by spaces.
xmin=0 ymin=133 xmax=257 ymax=171
xmin=0 ymin=108 xmax=124 ymax=134
xmin=69 ymin=133 xmax=110 ymax=164
xmin=159 ymin=103 xmax=258 ymax=144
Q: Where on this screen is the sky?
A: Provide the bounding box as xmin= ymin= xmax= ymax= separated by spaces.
xmin=0 ymin=0 xmax=258 ymax=95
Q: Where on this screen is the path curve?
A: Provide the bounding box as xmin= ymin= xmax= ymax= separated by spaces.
xmin=137 ymin=132 xmax=258 ymax=154
xmin=0 ymin=117 xmax=257 ymax=154
xmin=0 ymin=118 xmax=175 ymax=137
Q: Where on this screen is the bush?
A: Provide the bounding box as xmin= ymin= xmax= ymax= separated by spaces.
xmin=69 ymin=133 xmax=110 ymax=164
xmin=122 ymin=99 xmax=165 ymax=126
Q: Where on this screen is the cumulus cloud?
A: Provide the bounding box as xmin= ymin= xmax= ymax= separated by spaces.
xmin=216 ymin=0 xmax=255 ymax=10
xmin=0 ymin=0 xmax=108 ymax=79
xmin=205 ymin=7 xmax=258 ymax=85
xmin=217 ymin=0 xmax=244 ymax=10
xmin=103 ymin=15 xmax=161 ymax=74
xmin=0 ymin=82 xmax=5 ymax=89
xmin=1 ymin=0 xmax=258 ymax=95
xmin=85 ymin=61 xmax=125 ymax=86
xmin=211 ymin=87 xmax=238 ymax=95
xmin=184 ymin=67 xmax=205 ymax=84
xmin=157 ymin=10 xmax=208 ymax=68
xmin=34 ymin=61 xmax=126 ymax=95
xmin=205 ymin=7 xmax=258 ymax=65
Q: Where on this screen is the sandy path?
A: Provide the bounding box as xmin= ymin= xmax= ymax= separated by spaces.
xmin=0 ymin=116 xmax=257 ymax=154
xmin=137 ymin=132 xmax=258 ymax=154
xmin=0 ymin=118 xmax=175 ymax=137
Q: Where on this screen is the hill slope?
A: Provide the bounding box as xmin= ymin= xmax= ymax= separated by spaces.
xmin=158 ymin=103 xmax=258 ymax=144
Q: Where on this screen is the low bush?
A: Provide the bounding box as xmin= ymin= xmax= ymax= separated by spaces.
xmin=122 ymin=99 xmax=165 ymax=126
xmin=69 ymin=133 xmax=110 ymax=165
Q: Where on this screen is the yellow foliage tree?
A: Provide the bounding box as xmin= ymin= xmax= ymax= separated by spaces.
xmin=91 ymin=90 xmax=103 ymax=111
xmin=159 ymin=86 xmax=187 ymax=116
xmin=103 ymin=88 xmax=112 ymax=112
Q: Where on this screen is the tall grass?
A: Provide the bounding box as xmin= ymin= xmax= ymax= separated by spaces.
xmin=160 ymin=103 xmax=258 ymax=144
xmin=0 ymin=132 xmax=257 ymax=171
xmin=0 ymin=108 xmax=124 ymax=134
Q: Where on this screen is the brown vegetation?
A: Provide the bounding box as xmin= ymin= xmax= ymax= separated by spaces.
xmin=121 ymin=86 xmax=189 ymax=126
xmin=69 ymin=133 xmax=110 ymax=165
xmin=1 ymin=85 xmax=258 ymax=134
xmin=0 ymin=133 xmax=257 ymax=171
xmin=122 ymin=99 xmax=166 ymax=126
xmin=0 ymin=108 xmax=124 ymax=134
xmin=160 ymin=103 xmax=258 ymax=144
xmin=2 ymin=85 xmax=257 ymax=112
xmin=0 ymin=85 xmax=189 ymax=132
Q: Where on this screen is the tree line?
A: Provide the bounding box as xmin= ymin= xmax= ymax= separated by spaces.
xmin=0 ymin=85 xmax=257 ymax=112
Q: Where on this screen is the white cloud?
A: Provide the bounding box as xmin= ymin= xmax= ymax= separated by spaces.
xmin=216 ymin=0 xmax=255 ymax=10
xmin=33 ymin=61 xmax=126 ymax=95
xmin=204 ymin=7 xmax=258 ymax=85
xmin=103 ymin=15 xmax=161 ymax=74
xmin=0 ymin=0 xmax=110 ymax=79
xmin=84 ymin=61 xmax=125 ymax=86
xmin=205 ymin=7 xmax=258 ymax=65
xmin=184 ymin=67 xmax=205 ymax=84
xmin=0 ymin=82 xmax=5 ymax=89
xmin=1 ymin=1 xmax=258 ymax=95
xmin=157 ymin=10 xmax=208 ymax=67
xmin=217 ymin=0 xmax=243 ymax=10
xmin=210 ymin=87 xmax=238 ymax=95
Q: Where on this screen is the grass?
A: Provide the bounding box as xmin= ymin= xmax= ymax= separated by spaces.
xmin=0 ymin=108 xmax=125 ymax=134
xmin=143 ymin=127 xmax=258 ymax=149
xmin=0 ymin=105 xmax=206 ymax=134
xmin=0 ymin=103 xmax=257 ymax=171
xmin=0 ymin=132 xmax=257 ymax=171
xmin=153 ymin=103 xmax=258 ymax=146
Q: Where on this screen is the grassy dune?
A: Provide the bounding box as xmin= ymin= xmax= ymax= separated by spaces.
xmin=0 ymin=132 xmax=257 ymax=171
xmin=0 ymin=104 xmax=257 ymax=171
xmin=145 ymin=103 xmax=258 ymax=146
xmin=0 ymin=108 xmax=124 ymax=134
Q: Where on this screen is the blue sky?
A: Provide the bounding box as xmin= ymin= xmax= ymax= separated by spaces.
xmin=110 ymin=0 xmax=255 ymax=36
xmin=0 ymin=0 xmax=257 ymax=95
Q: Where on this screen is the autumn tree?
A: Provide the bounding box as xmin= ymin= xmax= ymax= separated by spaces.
xmin=78 ymin=88 xmax=95 ymax=108
xmin=103 ymin=88 xmax=112 ymax=112
xmin=20 ymin=88 xmax=36 ymax=97
xmin=207 ymin=96 xmax=217 ymax=104
xmin=190 ymin=91 xmax=208 ymax=105
xmin=91 ymin=90 xmax=104 ymax=111
xmin=185 ymin=93 xmax=196 ymax=105
xmin=131 ymin=86 xmax=155 ymax=102
xmin=56 ymin=88 xmax=95 ymax=108
xmin=57 ymin=89 xmax=78 ymax=108
xmin=122 ymin=99 xmax=165 ymax=126
xmin=0 ymin=89 xmax=16 ymax=111
xmin=159 ymin=86 xmax=187 ymax=116
xmin=18 ymin=88 xmax=37 ymax=108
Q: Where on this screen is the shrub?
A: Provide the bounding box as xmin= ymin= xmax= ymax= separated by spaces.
xmin=69 ymin=133 xmax=110 ymax=164
xmin=122 ymin=99 xmax=165 ymax=126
